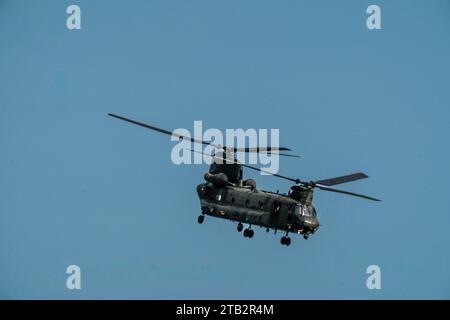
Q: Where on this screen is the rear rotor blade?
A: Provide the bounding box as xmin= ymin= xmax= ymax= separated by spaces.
xmin=273 ymin=153 xmax=301 ymax=158
xmin=189 ymin=149 xmax=301 ymax=183
xmin=108 ymin=113 xmax=297 ymax=156
xmin=241 ymin=163 xmax=300 ymax=183
xmin=108 ymin=113 xmax=217 ymax=147
xmin=316 ymin=185 xmax=381 ymax=201
xmin=233 ymin=147 xmax=291 ymax=152
xmin=315 ymin=172 xmax=369 ymax=186
xmin=232 ymin=147 xmax=300 ymax=158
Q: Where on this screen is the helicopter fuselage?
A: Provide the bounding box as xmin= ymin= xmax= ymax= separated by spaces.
xmin=196 ymin=182 xmax=320 ymax=238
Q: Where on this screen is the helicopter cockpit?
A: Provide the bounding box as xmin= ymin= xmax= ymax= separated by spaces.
xmin=294 ymin=204 xmax=317 ymax=217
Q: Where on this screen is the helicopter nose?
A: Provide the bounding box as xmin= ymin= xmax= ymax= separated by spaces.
xmin=303 ymin=219 xmax=319 ymax=231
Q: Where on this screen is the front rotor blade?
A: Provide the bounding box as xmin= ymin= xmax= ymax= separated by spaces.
xmin=316 ymin=185 xmax=381 ymax=201
xmin=315 ymin=172 xmax=369 ymax=186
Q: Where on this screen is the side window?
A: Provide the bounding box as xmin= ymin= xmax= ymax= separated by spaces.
xmin=289 ymin=204 xmax=295 ymax=213
xmin=272 ymin=201 xmax=281 ymax=215
xmin=258 ymin=201 xmax=264 ymax=209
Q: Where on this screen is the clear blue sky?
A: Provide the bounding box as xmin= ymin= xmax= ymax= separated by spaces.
xmin=1 ymin=0 xmax=450 ymax=299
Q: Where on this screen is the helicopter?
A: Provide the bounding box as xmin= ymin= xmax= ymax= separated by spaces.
xmin=108 ymin=113 xmax=381 ymax=246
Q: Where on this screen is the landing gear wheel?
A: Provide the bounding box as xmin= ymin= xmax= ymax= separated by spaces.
xmin=303 ymin=234 xmax=309 ymax=240
xmin=285 ymin=237 xmax=291 ymax=246
xmin=243 ymin=228 xmax=253 ymax=238
xmin=197 ymin=215 xmax=204 ymax=224
xmin=237 ymin=223 xmax=243 ymax=232
xmin=280 ymin=236 xmax=291 ymax=246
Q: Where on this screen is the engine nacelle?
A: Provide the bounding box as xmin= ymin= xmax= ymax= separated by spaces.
xmin=196 ymin=183 xmax=208 ymax=198
xmin=204 ymin=172 xmax=229 ymax=187
xmin=243 ymin=179 xmax=256 ymax=190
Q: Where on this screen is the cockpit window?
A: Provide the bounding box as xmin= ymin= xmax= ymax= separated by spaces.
xmin=305 ymin=206 xmax=312 ymax=216
xmin=294 ymin=205 xmax=316 ymax=217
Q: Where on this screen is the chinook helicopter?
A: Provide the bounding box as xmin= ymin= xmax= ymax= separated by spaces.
xmin=108 ymin=113 xmax=380 ymax=246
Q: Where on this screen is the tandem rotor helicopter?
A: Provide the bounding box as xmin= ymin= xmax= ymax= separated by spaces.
xmin=109 ymin=113 xmax=381 ymax=246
